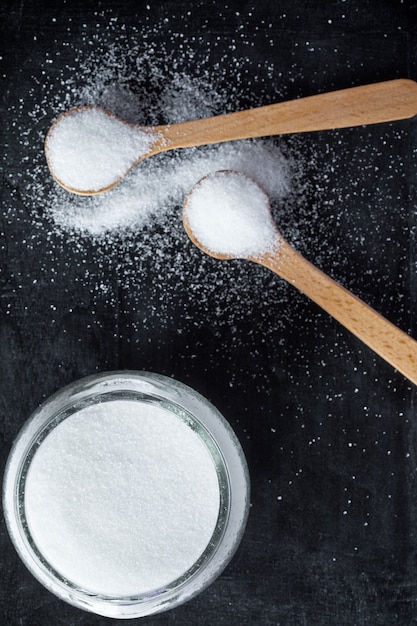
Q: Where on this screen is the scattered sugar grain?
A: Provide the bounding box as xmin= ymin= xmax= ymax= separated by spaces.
xmin=46 ymin=107 xmax=158 ymax=192
xmin=11 ymin=16 xmax=310 ymax=343
xmin=24 ymin=399 xmax=220 ymax=597
xmin=184 ymin=171 xmax=279 ymax=257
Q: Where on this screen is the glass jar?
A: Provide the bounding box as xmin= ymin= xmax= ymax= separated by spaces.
xmin=3 ymin=371 xmax=250 ymax=619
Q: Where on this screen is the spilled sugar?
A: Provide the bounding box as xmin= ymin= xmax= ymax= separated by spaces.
xmin=3 ymin=10 xmax=408 ymax=397
xmin=45 ymin=107 xmax=159 ymax=193
xmin=0 ymin=14 xmax=332 ymax=395
xmin=12 ymin=17 xmax=300 ymax=247
xmin=184 ymin=171 xmax=279 ymax=257
xmin=24 ymin=399 xmax=220 ymax=596
xmin=43 ymin=140 xmax=292 ymax=238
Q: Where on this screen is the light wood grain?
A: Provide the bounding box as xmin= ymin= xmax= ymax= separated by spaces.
xmin=155 ymin=79 xmax=417 ymax=151
xmin=254 ymin=239 xmax=417 ymax=386
xmin=46 ymin=79 xmax=417 ymax=195
xmin=183 ymin=167 xmax=417 ymax=386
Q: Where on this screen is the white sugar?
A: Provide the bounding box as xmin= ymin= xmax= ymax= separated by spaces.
xmin=184 ymin=171 xmax=280 ymax=257
xmin=24 ymin=400 xmax=220 ymax=596
xmin=11 ymin=18 xmax=304 ymax=341
xmin=43 ymin=140 xmax=291 ymax=239
xmin=46 ymin=107 xmax=158 ymax=192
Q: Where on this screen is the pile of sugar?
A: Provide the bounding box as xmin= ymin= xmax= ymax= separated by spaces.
xmin=184 ymin=171 xmax=279 ymax=257
xmin=11 ymin=17 xmax=298 ymax=244
xmin=24 ymin=399 xmax=220 ymax=596
xmin=42 ymin=140 xmax=292 ymax=239
xmin=45 ymin=107 xmax=159 ymax=193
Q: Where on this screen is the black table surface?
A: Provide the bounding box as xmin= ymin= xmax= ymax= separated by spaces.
xmin=2 ymin=1 xmax=417 ymax=624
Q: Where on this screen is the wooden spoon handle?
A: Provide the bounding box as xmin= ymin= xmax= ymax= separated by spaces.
xmin=158 ymin=79 xmax=417 ymax=150
xmin=260 ymin=240 xmax=417 ymax=385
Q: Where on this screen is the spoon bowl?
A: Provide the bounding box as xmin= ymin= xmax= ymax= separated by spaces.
xmin=183 ymin=170 xmax=282 ymax=262
xmin=44 ymin=105 xmax=166 ymax=195
xmin=183 ymin=170 xmax=417 ymax=386
xmin=45 ymin=79 xmax=417 ymax=195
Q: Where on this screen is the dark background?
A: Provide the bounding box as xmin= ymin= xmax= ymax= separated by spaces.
xmin=2 ymin=0 xmax=417 ymax=624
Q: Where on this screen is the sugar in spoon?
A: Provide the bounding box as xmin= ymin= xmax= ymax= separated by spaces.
xmin=45 ymin=79 xmax=417 ymax=196
xmin=182 ymin=170 xmax=417 ymax=386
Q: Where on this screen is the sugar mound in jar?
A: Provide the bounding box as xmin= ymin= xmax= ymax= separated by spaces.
xmin=24 ymin=399 xmax=220 ymax=596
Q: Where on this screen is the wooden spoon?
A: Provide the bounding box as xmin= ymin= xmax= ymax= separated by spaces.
xmin=182 ymin=171 xmax=417 ymax=386
xmin=45 ymin=79 xmax=417 ymax=196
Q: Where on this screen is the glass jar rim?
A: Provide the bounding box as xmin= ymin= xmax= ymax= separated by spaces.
xmin=3 ymin=371 xmax=250 ymax=619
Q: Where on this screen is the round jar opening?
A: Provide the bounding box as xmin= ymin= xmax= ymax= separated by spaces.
xmin=3 ymin=372 xmax=249 ymax=619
